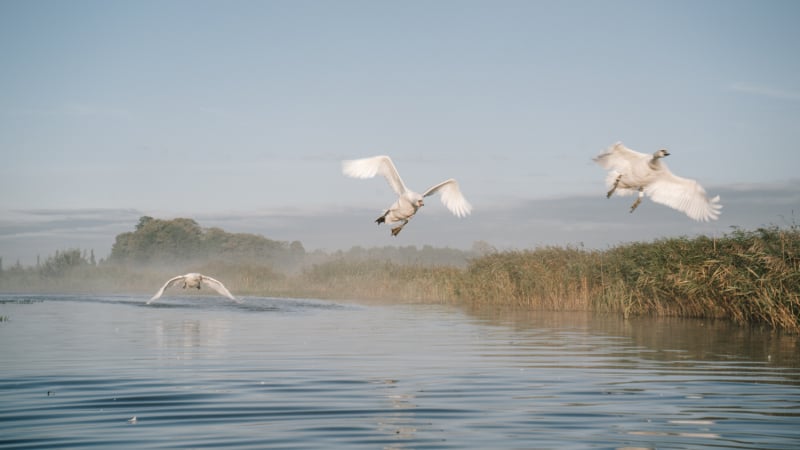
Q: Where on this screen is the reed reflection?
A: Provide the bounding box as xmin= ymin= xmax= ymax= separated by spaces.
xmin=461 ymin=305 xmax=800 ymax=371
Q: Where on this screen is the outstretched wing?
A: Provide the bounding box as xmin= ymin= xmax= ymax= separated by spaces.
xmin=342 ymin=155 xmax=408 ymax=195
xmin=645 ymin=171 xmax=722 ymax=221
xmin=594 ymin=141 xmax=648 ymax=173
xmin=201 ymin=276 xmax=238 ymax=301
xmin=422 ymin=179 xmax=472 ymax=218
xmin=147 ymin=275 xmax=185 ymax=304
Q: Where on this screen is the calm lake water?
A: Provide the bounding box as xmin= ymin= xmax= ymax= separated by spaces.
xmin=1 ymin=293 xmax=798 ymax=449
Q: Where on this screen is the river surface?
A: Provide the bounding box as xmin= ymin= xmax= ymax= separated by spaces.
xmin=1 ymin=293 xmax=798 ymax=449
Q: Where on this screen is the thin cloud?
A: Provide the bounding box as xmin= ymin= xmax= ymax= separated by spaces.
xmin=14 ymin=208 xmax=142 ymax=218
xmin=0 ymin=209 xmax=142 ymax=239
xmin=1 ymin=180 xmax=798 ymax=265
xmin=728 ymin=82 xmax=800 ymax=101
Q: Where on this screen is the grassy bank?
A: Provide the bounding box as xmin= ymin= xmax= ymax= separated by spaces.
xmin=1 ymin=226 xmax=798 ymax=333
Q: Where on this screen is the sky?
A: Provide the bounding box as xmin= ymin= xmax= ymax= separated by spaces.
xmin=1 ymin=0 xmax=799 ymax=265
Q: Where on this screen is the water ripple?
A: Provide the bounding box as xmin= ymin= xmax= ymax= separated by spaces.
xmin=0 ymin=294 xmax=798 ymax=449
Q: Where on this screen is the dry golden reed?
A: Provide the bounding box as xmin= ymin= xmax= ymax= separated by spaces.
xmin=454 ymin=226 xmax=799 ymax=333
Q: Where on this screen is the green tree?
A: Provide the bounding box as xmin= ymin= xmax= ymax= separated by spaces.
xmin=109 ymin=216 xmax=302 ymax=265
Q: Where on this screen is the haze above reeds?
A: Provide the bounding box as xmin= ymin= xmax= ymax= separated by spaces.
xmin=1 ymin=216 xmax=798 ymax=334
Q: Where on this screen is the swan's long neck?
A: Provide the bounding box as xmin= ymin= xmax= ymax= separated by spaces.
xmin=648 ymin=153 xmax=665 ymax=170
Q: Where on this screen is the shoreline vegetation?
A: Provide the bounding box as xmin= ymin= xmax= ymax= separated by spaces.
xmin=1 ymin=217 xmax=798 ymax=334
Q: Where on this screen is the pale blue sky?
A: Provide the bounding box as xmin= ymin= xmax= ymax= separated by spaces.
xmin=1 ymin=0 xmax=799 ymax=264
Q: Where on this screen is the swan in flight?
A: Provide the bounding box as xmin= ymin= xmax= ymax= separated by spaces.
xmin=594 ymin=142 xmax=722 ymax=221
xmin=342 ymin=155 xmax=472 ymax=236
xmin=147 ymin=273 xmax=238 ymax=304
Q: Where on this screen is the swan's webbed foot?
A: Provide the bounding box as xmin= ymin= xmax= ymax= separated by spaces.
xmin=375 ymin=211 xmax=388 ymax=225
xmin=607 ymin=174 xmax=622 ymax=198
xmin=390 ymin=220 xmax=408 ymax=236
xmin=629 ymin=189 xmax=644 ymax=213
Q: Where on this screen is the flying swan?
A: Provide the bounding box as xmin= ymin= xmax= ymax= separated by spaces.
xmin=593 ymin=142 xmax=722 ymax=221
xmin=342 ymin=155 xmax=472 ymax=236
xmin=147 ymin=273 xmax=238 ymax=304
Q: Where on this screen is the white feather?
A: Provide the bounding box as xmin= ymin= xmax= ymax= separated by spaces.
xmin=646 ymin=176 xmax=722 ymax=222
xmin=594 ymin=142 xmax=722 ymax=221
xmin=147 ymin=273 xmax=238 ymax=304
xmin=342 ymin=155 xmax=408 ymax=195
xmin=422 ymin=178 xmax=473 ymax=218
xmin=342 ymin=155 xmax=472 ymax=235
xmin=147 ymin=275 xmax=185 ymax=304
xmin=200 ymin=275 xmax=237 ymax=300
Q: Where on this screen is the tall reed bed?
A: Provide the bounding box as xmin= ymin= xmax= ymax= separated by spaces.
xmin=0 ymin=263 xmax=158 ymax=294
xmin=457 ymin=226 xmax=800 ymax=333
xmin=291 ymin=259 xmax=461 ymax=302
xmin=457 ymin=246 xmax=598 ymax=310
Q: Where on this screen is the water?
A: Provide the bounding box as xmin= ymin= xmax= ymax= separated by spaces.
xmin=0 ymin=293 xmax=798 ymax=449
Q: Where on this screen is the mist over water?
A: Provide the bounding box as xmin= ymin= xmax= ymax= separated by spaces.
xmin=1 ymin=294 xmax=798 ymax=449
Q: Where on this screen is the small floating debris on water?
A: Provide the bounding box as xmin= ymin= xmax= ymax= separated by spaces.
xmin=128 ymin=416 xmax=138 ymax=424
xmin=47 ymin=391 xmax=54 ymax=397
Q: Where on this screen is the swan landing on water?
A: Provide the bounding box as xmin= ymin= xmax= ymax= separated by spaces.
xmin=593 ymin=142 xmax=722 ymax=222
xmin=147 ymin=273 xmax=238 ymax=304
xmin=342 ymin=155 xmax=472 ymax=236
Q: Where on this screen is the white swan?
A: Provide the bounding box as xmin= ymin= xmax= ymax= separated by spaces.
xmin=147 ymin=273 xmax=238 ymax=304
xmin=342 ymin=155 xmax=472 ymax=236
xmin=594 ymin=142 xmax=722 ymax=221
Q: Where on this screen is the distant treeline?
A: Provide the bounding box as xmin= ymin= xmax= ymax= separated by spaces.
xmin=108 ymin=216 xmax=306 ymax=267
xmin=104 ymin=216 xmax=479 ymax=269
xmin=0 ymin=216 xmax=480 ymax=292
xmin=1 ymin=217 xmax=798 ymax=334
